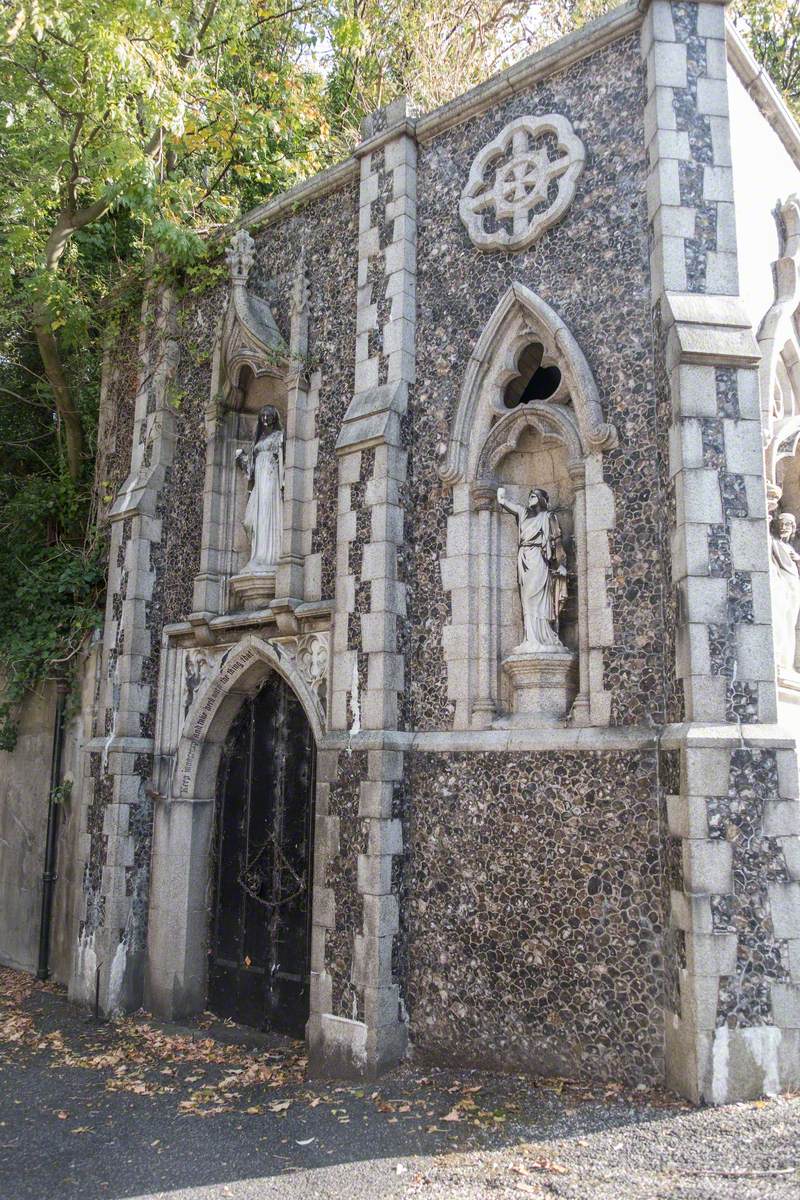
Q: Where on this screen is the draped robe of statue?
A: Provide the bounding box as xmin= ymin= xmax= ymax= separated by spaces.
xmin=242 ymin=428 xmax=284 ymax=572
xmin=498 ymin=489 xmax=568 ymax=652
xmin=771 ymin=520 xmax=800 ymax=673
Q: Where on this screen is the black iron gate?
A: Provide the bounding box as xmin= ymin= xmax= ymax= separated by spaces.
xmin=208 ymin=673 xmax=315 ymax=1037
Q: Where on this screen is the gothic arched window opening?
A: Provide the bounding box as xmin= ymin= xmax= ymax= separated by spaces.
xmin=503 ymin=341 xmax=562 ymax=409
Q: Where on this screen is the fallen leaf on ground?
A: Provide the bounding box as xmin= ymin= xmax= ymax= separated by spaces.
xmin=526 ymin=1158 xmax=568 ymax=1174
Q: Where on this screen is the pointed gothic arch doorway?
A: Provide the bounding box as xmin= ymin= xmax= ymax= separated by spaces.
xmin=207 ymin=672 xmax=316 ymax=1037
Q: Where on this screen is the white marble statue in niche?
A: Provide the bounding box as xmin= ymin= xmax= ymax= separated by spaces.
xmin=236 ymin=404 xmax=284 ymax=574
xmin=497 ymin=485 xmax=568 ymax=652
xmin=771 ymin=510 xmax=800 ymax=673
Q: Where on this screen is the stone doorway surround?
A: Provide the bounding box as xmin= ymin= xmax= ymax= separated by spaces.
xmin=145 ymin=623 xmax=328 ymax=1024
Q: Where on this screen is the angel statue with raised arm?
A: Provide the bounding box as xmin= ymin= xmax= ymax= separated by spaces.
xmin=497 ymin=485 xmax=568 ymax=653
xmin=235 ymin=404 xmax=284 ymax=572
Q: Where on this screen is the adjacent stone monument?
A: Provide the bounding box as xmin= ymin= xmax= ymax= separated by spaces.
xmin=771 ymin=510 xmax=800 ymax=680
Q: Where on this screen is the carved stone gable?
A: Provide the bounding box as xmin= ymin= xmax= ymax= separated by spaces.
xmin=220 ymin=229 xmax=288 ymax=405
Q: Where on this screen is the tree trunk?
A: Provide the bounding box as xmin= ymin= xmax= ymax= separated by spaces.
xmin=33 ymin=306 xmax=84 ymax=482
xmin=33 ymin=207 xmax=109 ymax=484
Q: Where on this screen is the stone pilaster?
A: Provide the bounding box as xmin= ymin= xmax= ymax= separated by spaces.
xmin=70 ymin=286 xmax=179 ymax=1015
xmin=643 ymin=0 xmax=800 ymax=1101
xmin=309 ymin=98 xmax=415 ymax=1076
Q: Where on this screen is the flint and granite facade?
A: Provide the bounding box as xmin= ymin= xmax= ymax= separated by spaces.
xmin=5 ymin=0 xmax=800 ymax=1105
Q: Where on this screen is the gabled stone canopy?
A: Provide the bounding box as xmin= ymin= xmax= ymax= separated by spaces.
xmin=221 ymin=229 xmax=289 ymax=406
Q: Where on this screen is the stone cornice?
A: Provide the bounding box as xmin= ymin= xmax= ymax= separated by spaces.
xmin=415 ymin=2 xmax=641 ymax=144
xmin=213 ymin=2 xmax=643 ymax=248
xmin=726 ymin=20 xmax=800 ymax=171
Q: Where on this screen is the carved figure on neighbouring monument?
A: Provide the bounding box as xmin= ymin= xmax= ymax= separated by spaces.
xmin=497 ymin=485 xmax=568 ymax=652
xmin=236 ymin=404 xmax=284 ymax=573
xmin=183 ymin=648 xmax=210 ymax=717
xmin=770 ymin=510 xmax=800 ymax=673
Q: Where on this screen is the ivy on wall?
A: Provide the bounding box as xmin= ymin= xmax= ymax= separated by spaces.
xmin=0 ymin=0 xmax=794 ymax=745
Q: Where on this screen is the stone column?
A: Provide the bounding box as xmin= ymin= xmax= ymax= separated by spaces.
xmin=145 ymin=797 xmax=215 ymax=1019
xmin=309 ymin=98 xmax=416 ymax=1077
xmin=471 ymin=485 xmax=498 ymax=727
xmin=569 ymin=465 xmax=590 ymax=725
xmin=643 ymin=0 xmax=800 ymax=1101
xmin=276 ymin=258 xmax=322 ymax=608
xmin=70 ymin=287 xmax=179 ymax=1015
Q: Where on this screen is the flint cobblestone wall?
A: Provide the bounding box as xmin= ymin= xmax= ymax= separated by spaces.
xmin=404 ymin=749 xmax=666 ymax=1083
xmin=409 ymin=33 xmax=660 ymax=730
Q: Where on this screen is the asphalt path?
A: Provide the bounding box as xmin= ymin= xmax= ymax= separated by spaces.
xmin=1 ymin=968 xmax=799 ymax=1199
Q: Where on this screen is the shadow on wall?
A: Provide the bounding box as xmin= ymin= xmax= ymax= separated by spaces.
xmin=0 ymin=684 xmax=57 ymax=976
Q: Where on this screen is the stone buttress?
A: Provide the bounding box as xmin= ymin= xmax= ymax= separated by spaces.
xmin=307 ymin=100 xmax=416 ymax=1074
xmin=70 ymin=287 xmax=179 ymax=1013
xmin=643 ymin=0 xmax=800 ymax=1101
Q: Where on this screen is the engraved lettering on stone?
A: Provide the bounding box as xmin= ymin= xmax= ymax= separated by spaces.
xmin=235 ymin=405 xmax=284 ymax=573
xmin=497 ymin=485 xmax=567 ymax=652
xmin=187 ymin=647 xmax=257 ymax=743
xmin=460 ymin=114 xmax=585 ymax=253
xmin=770 ymin=511 xmax=800 ymax=674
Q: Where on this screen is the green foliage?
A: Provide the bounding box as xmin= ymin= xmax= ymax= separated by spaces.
xmin=318 ymin=0 xmax=618 ymax=148
xmin=50 ymin=778 xmax=73 ymax=806
xmin=0 ymin=511 xmax=106 ymax=750
xmin=0 ymin=0 xmax=330 ymax=744
xmin=0 ymin=0 xmax=797 ymax=747
xmin=733 ymin=0 xmax=800 ymax=115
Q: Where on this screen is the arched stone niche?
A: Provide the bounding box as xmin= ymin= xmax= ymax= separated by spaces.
xmin=145 ymin=632 xmax=327 ymax=1020
xmin=438 ymin=283 xmax=617 ymax=730
xmin=191 ymin=231 xmax=322 ymax=620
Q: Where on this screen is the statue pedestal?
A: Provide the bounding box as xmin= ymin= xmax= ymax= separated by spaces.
xmin=501 ymin=649 xmax=577 ymax=727
xmin=778 ymin=669 xmax=800 ymax=734
xmin=229 ymin=567 xmax=277 ymax=611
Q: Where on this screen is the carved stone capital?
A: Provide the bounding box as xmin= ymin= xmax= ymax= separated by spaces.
xmin=471 ymin=482 xmax=496 ymax=510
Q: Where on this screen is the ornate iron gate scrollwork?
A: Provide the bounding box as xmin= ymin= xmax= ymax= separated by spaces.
xmin=208 ymin=672 xmax=315 ymax=1036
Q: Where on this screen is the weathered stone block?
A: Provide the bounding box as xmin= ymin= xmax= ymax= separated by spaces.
xmin=685 ymin=932 xmax=738 ymax=977
xmin=683 ymin=839 xmax=733 ymax=894
xmin=769 ymin=882 xmax=800 ymax=938
xmin=771 ymin=982 xmax=800 ymax=1028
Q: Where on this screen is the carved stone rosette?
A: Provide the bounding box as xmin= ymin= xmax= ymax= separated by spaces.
xmin=459 ymin=114 xmax=585 ymax=253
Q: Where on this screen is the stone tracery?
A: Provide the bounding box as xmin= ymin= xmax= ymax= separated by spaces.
xmin=459 ymin=114 xmax=586 ymax=252
xmin=439 ymin=284 xmax=615 ymax=729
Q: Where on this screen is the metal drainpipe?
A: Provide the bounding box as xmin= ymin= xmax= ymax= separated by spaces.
xmin=36 ymin=679 xmax=68 ymax=981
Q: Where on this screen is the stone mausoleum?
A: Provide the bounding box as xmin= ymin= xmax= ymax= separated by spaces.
xmin=6 ymin=0 xmax=800 ymax=1106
